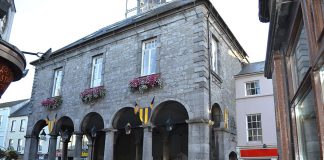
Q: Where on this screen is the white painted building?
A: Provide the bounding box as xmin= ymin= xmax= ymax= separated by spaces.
xmin=5 ymin=101 xmax=29 ymax=156
xmin=234 ymin=61 xmax=278 ymax=159
xmin=0 ymin=99 xmax=28 ymax=148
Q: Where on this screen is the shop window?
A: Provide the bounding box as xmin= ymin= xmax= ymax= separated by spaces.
xmin=295 ymin=89 xmax=320 ymax=159
xmin=289 ymin=21 xmax=310 ymax=91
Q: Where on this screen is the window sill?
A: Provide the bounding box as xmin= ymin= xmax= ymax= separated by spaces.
xmin=211 ymin=71 xmax=223 ymax=84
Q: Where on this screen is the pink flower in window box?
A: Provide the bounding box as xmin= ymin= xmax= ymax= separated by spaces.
xmin=80 ymin=86 xmax=106 ymax=104
xmin=41 ymin=96 xmax=62 ymax=110
xmin=129 ymin=73 xmax=162 ymax=93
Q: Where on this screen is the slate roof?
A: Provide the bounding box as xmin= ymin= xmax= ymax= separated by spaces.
xmin=236 ymin=61 xmax=265 ymax=76
xmin=9 ymin=101 xmax=30 ymax=117
xmin=0 ymin=99 xmax=28 ymax=109
xmin=31 ymin=0 xmax=248 ymax=65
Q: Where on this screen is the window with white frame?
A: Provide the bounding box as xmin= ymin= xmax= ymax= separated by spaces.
xmin=247 ymin=114 xmax=262 ymax=141
xmin=91 ymin=55 xmax=103 ymax=87
xmin=52 ymin=68 xmax=63 ymax=97
xmin=141 ymin=38 xmax=158 ymax=76
xmin=17 ymin=139 xmax=22 ymax=152
xmin=10 ymin=120 xmax=16 ymax=132
xmin=20 ymin=119 xmax=26 ymax=132
xmin=211 ymin=36 xmax=219 ymax=74
xmin=245 ymin=80 xmax=260 ymax=96
xmin=8 ymin=139 xmax=13 ymax=149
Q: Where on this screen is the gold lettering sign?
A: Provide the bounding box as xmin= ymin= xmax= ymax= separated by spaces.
xmin=0 ymin=62 xmax=14 ymax=98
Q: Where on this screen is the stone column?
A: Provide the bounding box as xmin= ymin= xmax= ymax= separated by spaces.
xmin=48 ymin=134 xmax=58 ymax=160
xmin=142 ymin=126 xmax=153 ymax=160
xmin=74 ymin=132 xmax=83 ymax=160
xmin=187 ymin=119 xmax=210 ymax=160
xmin=61 ymin=140 xmax=69 ymax=160
xmin=23 ymin=135 xmax=39 ymax=160
xmin=103 ymin=128 xmax=115 ymax=160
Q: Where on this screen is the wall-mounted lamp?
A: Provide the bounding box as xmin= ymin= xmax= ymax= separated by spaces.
xmin=125 ymin=123 xmax=131 ymax=135
xmin=165 ymin=117 xmax=173 ymax=132
xmin=90 ymin=126 xmax=97 ymax=138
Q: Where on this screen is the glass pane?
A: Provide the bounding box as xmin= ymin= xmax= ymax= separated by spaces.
xmin=150 ymin=48 xmax=157 ymax=74
xmin=142 ymin=50 xmax=149 ymax=75
xmin=257 ymin=114 xmax=261 ymax=121
xmin=291 ymin=22 xmax=310 ymax=87
xmin=247 ymin=116 xmax=251 ymax=122
xmin=252 ymin=116 xmax=256 ymax=121
xmin=295 ymin=90 xmax=320 ymax=159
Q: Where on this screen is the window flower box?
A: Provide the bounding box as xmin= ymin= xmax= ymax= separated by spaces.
xmin=80 ymin=86 xmax=106 ymax=104
xmin=129 ymin=73 xmax=162 ymax=93
xmin=41 ymin=96 xmax=62 ymax=110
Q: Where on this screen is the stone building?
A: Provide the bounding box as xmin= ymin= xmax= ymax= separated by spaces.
xmin=259 ymin=0 xmax=324 ymax=159
xmin=24 ymin=0 xmax=249 ymax=159
xmin=234 ymin=62 xmax=278 ymax=159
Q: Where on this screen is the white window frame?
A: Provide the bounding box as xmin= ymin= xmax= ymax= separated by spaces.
xmin=247 ymin=114 xmax=262 ymax=142
xmin=141 ymin=38 xmax=158 ymax=76
xmin=52 ymin=68 xmax=63 ymax=97
xmin=211 ymin=36 xmax=219 ymax=74
xmin=245 ymin=80 xmax=260 ymax=96
xmin=10 ymin=120 xmax=16 ymax=132
xmin=90 ymin=55 xmax=103 ymax=88
xmin=20 ymin=119 xmax=26 ymax=132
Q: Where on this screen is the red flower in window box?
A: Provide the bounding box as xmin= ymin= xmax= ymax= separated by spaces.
xmin=80 ymin=86 xmax=106 ymax=104
xmin=41 ymin=96 xmax=62 ymax=110
xmin=129 ymin=73 xmax=163 ymax=93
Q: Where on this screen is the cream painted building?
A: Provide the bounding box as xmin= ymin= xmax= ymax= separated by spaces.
xmin=234 ymin=61 xmax=278 ymax=159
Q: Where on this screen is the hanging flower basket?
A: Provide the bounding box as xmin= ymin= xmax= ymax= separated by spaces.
xmin=129 ymin=73 xmax=163 ymax=93
xmin=80 ymin=86 xmax=106 ymax=104
xmin=41 ymin=96 xmax=62 ymax=110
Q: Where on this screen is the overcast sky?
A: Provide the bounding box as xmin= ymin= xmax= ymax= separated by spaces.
xmin=0 ymin=0 xmax=269 ymax=102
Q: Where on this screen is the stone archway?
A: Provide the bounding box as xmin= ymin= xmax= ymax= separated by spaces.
xmin=54 ymin=116 xmax=74 ymax=160
xmin=81 ymin=112 xmax=105 ymax=160
xmin=25 ymin=119 xmax=48 ymax=160
xmin=112 ymin=107 xmax=143 ymax=160
xmin=210 ymin=103 xmax=223 ymax=160
xmin=229 ymin=151 xmax=237 ymax=160
xmin=151 ymin=100 xmax=189 ymax=160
